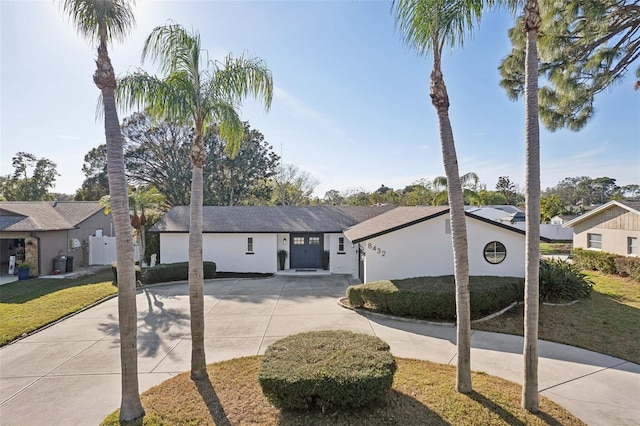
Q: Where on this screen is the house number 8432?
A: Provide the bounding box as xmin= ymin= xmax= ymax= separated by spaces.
xmin=367 ymin=242 xmax=386 ymax=256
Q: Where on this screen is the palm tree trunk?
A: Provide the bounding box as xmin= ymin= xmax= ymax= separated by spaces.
xmin=522 ymin=0 xmax=541 ymax=413
xmin=95 ymin=40 xmax=144 ymax=422
xmin=189 ymin=131 xmax=207 ymax=380
xmin=431 ymin=47 xmax=472 ymax=393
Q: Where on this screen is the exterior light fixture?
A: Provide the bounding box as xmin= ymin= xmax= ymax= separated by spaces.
xmin=283 ymin=237 xmax=287 ymax=245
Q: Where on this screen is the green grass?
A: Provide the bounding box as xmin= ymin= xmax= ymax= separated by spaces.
xmin=0 ymin=269 xmax=117 ymax=345
xmin=474 ymin=271 xmax=640 ymax=363
xmin=540 ymin=242 xmax=572 ymax=255
xmin=102 ymin=356 xmax=584 ymax=426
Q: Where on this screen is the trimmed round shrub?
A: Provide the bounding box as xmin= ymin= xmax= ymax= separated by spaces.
xmin=258 ymin=330 xmax=396 ymax=412
xmin=347 ymin=276 xmax=524 ymax=321
xmin=539 ymin=259 xmax=593 ymax=302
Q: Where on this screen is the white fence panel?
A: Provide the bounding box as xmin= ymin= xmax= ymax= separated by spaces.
xmin=89 ymin=236 xmax=117 ymax=265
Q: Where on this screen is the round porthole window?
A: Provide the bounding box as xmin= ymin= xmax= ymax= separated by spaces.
xmin=484 ymin=241 xmax=506 ymax=264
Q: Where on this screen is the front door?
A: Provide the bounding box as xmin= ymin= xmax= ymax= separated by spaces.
xmin=290 ymin=233 xmax=323 ymax=269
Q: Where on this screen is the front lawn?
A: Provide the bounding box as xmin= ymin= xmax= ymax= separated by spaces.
xmin=473 ymin=271 xmax=640 ymax=364
xmin=540 ymin=242 xmax=572 ymax=255
xmin=0 ymin=268 xmax=117 ymax=345
xmin=102 ymin=356 xmax=584 ymax=426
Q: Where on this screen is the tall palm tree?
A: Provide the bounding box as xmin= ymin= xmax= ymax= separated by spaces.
xmin=521 ymin=0 xmax=542 ymax=413
xmin=60 ymin=0 xmax=144 ymax=422
xmin=117 ymin=23 xmax=272 ymax=379
xmin=393 ymin=0 xmax=487 ymax=393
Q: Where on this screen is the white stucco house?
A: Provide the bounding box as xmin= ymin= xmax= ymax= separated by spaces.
xmin=151 ymin=205 xmax=546 ymax=282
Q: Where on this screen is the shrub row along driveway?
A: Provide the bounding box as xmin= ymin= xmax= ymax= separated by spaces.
xmin=1 ymin=274 xmax=638 ymax=425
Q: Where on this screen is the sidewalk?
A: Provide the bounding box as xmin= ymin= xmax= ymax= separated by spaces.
xmin=1 ymin=275 xmax=638 ymax=425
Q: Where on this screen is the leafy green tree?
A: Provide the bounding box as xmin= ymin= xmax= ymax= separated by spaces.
xmin=401 ymin=179 xmax=437 ymax=205
xmin=271 ymin=164 xmax=319 ymax=206
xmin=394 ymin=0 xmax=487 ymax=393
xmin=323 ymin=189 xmax=346 ymax=205
xmin=474 ymin=189 xmax=508 ymax=206
xmin=203 ymin=123 xmax=280 ymax=206
xmin=500 ymin=0 xmax=640 ymax=131
xmin=121 ymin=113 xmax=279 ymax=206
xmin=116 ymin=23 xmax=272 ymax=379
xmin=540 ymin=194 xmax=567 ymax=222
xmin=1 ymin=152 xmax=58 ymax=201
xmin=75 ymin=144 xmax=110 ymax=201
xmin=495 ymin=176 xmax=520 ymax=205
xmin=59 ymin=0 xmax=143 ymax=422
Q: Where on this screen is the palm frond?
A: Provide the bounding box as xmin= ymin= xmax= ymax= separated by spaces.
xmin=142 ymin=23 xmax=201 ymax=79
xmin=209 ymin=101 xmax=245 ymax=158
xmin=209 ymin=54 xmax=273 ymax=111
xmin=116 ymin=72 xmax=194 ymax=124
xmin=393 ymin=0 xmax=487 ymax=54
xmin=60 ymin=0 xmax=135 ymax=44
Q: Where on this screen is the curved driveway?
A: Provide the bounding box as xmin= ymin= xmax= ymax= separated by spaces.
xmin=1 ymin=274 xmax=638 ymax=425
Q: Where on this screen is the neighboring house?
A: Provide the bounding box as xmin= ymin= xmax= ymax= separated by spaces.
xmin=152 ymin=205 xmax=546 ymax=282
xmin=563 ymin=200 xmax=640 ymax=257
xmin=0 ymin=201 xmax=113 ymax=276
xmin=550 ymin=214 xmax=578 ymax=225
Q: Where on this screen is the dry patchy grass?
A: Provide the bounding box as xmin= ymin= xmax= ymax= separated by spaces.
xmin=102 ymin=356 xmax=584 ymax=426
xmin=0 ymin=269 xmax=117 ymax=345
xmin=474 ymin=271 xmax=640 ymax=363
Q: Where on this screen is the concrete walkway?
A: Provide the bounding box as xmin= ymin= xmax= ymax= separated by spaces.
xmin=1 ymin=275 xmax=638 ymax=425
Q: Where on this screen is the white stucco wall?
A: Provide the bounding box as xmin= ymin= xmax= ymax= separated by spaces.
xmin=160 ymin=233 xmax=279 ymax=273
xmin=358 ymin=215 xmax=525 ymax=282
xmin=325 ymin=233 xmax=358 ymax=275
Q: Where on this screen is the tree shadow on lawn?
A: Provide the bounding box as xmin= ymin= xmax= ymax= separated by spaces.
xmin=0 ymin=268 xmax=114 ymax=304
xmin=194 ymin=376 xmax=232 ymax=426
xmin=466 ymin=391 xmax=567 ymax=426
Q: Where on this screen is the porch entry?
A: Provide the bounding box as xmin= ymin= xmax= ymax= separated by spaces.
xmin=290 ymin=233 xmax=323 ymax=269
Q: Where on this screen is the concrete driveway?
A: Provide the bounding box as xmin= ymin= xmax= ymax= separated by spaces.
xmin=1 ymin=274 xmax=638 ymax=425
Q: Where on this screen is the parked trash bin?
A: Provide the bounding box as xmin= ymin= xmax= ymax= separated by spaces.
xmin=66 ymin=256 xmax=73 ymax=273
xmin=54 ymin=256 xmax=67 ymax=273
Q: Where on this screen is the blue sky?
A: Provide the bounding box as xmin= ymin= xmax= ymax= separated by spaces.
xmin=1 ymin=1 xmax=638 ymax=198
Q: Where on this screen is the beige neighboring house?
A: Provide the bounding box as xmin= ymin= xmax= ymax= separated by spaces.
xmin=563 ymin=200 xmax=640 ymax=256
xmin=0 ymin=201 xmax=113 ymax=276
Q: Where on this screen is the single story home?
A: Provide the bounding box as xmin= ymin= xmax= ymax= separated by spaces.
xmin=151 ymin=205 xmax=547 ymax=282
xmin=0 ymin=201 xmax=113 ymax=276
xmin=563 ymin=200 xmax=639 ymax=256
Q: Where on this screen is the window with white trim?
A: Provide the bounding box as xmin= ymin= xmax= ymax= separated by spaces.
xmin=338 ymin=237 xmax=345 ymax=253
xmin=629 ymin=237 xmax=638 ymax=255
xmin=483 ymin=241 xmax=506 ymax=264
xmin=587 ymin=233 xmax=602 ymax=249
xmin=247 ymin=237 xmax=254 ymax=253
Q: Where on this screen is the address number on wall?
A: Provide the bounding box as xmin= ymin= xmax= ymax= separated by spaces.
xmin=367 ymin=242 xmax=386 ymax=256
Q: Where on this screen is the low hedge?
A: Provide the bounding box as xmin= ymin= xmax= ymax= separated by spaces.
xmin=258 ymin=331 xmax=396 ymax=412
xmin=347 ymin=276 xmax=524 ymax=321
xmin=572 ymin=248 xmax=640 ymax=281
xmin=112 ymin=261 xmax=217 ymax=285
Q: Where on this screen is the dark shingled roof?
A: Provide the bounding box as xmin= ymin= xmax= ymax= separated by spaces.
xmin=345 ymin=206 xmax=449 ymax=243
xmin=0 ymin=201 xmax=105 ymax=232
xmin=150 ymin=205 xmax=397 ymax=233
xmin=344 ymin=206 xmax=540 ymax=243
xmin=618 ymin=200 xmax=640 ymax=212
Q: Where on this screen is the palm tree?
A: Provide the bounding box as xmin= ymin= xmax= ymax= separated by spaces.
xmin=393 ymin=0 xmax=487 ymax=393
xmin=432 ymin=172 xmax=480 ymax=205
xmin=521 ymin=0 xmax=542 ymax=413
xmin=117 ymin=23 xmax=272 ymax=380
xmin=59 ymin=0 xmax=144 ymax=422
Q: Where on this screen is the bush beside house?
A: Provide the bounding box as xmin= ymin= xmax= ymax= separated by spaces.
xmin=347 ymin=276 xmax=524 ymax=321
xmin=572 ymin=248 xmax=640 ymax=281
xmin=112 ymin=261 xmax=217 ymax=285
